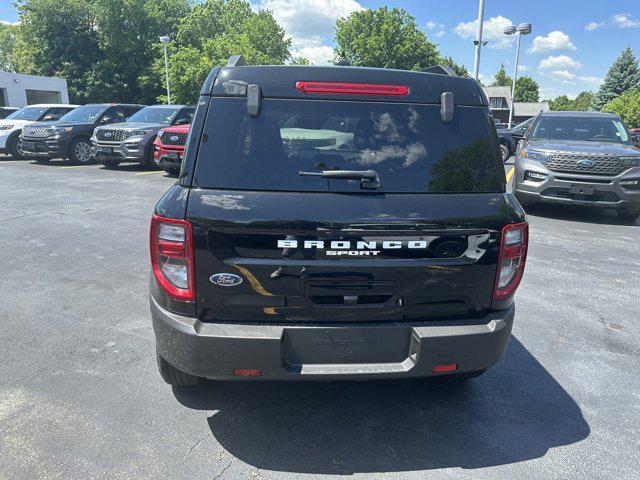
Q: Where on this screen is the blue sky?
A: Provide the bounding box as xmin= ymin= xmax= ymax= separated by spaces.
xmin=2 ymin=0 xmax=639 ymax=100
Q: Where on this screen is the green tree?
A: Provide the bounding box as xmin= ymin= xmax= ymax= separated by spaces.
xmin=163 ymin=0 xmax=290 ymax=104
xmin=549 ymin=95 xmax=574 ymax=111
xmin=549 ymin=91 xmax=594 ymax=111
xmin=603 ymin=88 xmax=640 ymax=128
xmin=334 ymin=7 xmax=439 ymax=71
xmin=92 ymin=0 xmax=191 ymax=104
xmin=491 ymin=64 xmax=512 ymax=87
xmin=12 ymin=0 xmax=104 ymax=103
xmin=289 ymin=56 xmax=311 ymax=65
xmin=592 ymin=47 xmax=640 ymax=110
xmin=437 ymin=56 xmax=469 ymax=77
xmin=11 ymin=0 xmax=190 ymax=104
xmin=0 ymin=22 xmax=18 ymax=72
xmin=514 ymin=76 xmax=539 ymax=102
xmin=573 ymin=91 xmax=594 ymax=111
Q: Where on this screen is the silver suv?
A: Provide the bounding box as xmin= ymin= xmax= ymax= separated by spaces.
xmin=513 ymin=111 xmax=640 ymax=221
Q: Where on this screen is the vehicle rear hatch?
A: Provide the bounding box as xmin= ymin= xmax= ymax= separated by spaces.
xmin=187 ymin=69 xmax=508 ymax=323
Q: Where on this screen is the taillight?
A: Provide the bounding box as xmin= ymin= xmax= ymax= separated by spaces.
xmin=296 ymin=81 xmax=409 ymax=96
xmin=150 ymin=214 xmax=194 ymax=301
xmin=493 ymin=222 xmax=528 ymax=301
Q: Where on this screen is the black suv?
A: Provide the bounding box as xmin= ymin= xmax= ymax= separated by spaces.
xmin=150 ymin=58 xmax=528 ymax=386
xmin=21 ymin=104 xmax=144 ymax=164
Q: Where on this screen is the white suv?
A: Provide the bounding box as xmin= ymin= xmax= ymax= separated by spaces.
xmin=0 ymin=104 xmax=78 ymax=158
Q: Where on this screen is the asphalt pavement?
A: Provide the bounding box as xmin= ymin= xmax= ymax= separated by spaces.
xmin=0 ymin=157 xmax=638 ymax=479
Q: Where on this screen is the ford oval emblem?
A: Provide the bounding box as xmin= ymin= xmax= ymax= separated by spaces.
xmin=169 ymin=135 xmax=179 ymax=142
xmin=578 ymin=159 xmax=595 ymax=168
xmin=210 ymin=273 xmax=243 ymax=287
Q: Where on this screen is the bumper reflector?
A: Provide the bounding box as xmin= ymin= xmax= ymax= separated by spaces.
xmin=432 ymin=363 xmax=458 ymax=373
xmin=233 ymin=368 xmax=262 ymax=377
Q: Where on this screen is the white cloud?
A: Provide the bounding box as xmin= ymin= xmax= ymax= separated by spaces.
xmin=518 ymin=65 xmax=529 ymax=72
xmin=454 ymin=15 xmax=516 ymax=49
xmin=425 ymin=20 xmax=445 ymax=38
xmin=0 ymin=20 xmax=19 ymax=26
xmin=538 ymin=55 xmax=582 ymax=70
xmin=259 ymin=0 xmax=363 ymax=64
xmin=578 ymin=76 xmax=604 ymax=85
xmin=612 ymin=13 xmax=640 ymax=28
xmin=549 ymin=70 xmax=576 ymax=81
xmin=527 ymin=31 xmax=576 ymax=53
xmin=585 ymin=21 xmax=605 ymax=31
xmin=290 ymin=40 xmax=335 ymax=65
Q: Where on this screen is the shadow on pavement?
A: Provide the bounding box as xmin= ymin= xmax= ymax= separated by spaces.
xmin=173 ymin=337 xmax=590 ymax=474
xmin=523 ymin=202 xmax=638 ymax=226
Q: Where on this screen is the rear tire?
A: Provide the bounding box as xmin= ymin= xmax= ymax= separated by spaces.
xmin=8 ymin=134 xmax=26 ymax=160
xmin=500 ymin=143 xmax=510 ymax=163
xmin=156 ymin=350 xmax=203 ymax=386
xmin=616 ymin=206 xmax=640 ymax=222
xmin=68 ymin=137 xmax=93 ymax=164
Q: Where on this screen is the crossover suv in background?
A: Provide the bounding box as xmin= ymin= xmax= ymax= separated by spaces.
xmin=92 ymin=105 xmax=194 ymax=168
xmin=150 ymin=57 xmax=528 ymax=387
xmin=20 ymin=104 xmax=144 ymax=164
xmin=514 ymin=111 xmax=640 ymax=221
xmin=497 ymin=118 xmax=533 ymax=163
xmin=0 ymin=104 xmax=78 ymax=159
xmin=152 ymin=123 xmax=190 ymax=174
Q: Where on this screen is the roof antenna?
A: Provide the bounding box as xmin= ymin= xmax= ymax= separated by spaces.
xmin=226 ymin=55 xmax=246 ymax=67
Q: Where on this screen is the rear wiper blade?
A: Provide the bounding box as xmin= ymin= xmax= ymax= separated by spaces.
xmin=298 ymin=169 xmax=380 ymax=189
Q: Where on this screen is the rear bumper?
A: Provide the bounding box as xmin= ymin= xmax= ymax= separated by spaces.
xmin=151 ymin=296 xmax=515 ymax=381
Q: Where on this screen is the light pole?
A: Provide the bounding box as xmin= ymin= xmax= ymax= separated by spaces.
xmin=472 ymin=0 xmax=486 ymax=80
xmin=504 ymin=23 xmax=532 ymax=128
xmin=159 ymin=36 xmax=171 ymax=105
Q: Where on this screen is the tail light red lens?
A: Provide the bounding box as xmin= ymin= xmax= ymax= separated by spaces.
xmin=150 ymin=214 xmax=194 ymax=301
xmin=296 ymin=81 xmax=409 ymax=96
xmin=493 ymin=222 xmax=528 ymax=301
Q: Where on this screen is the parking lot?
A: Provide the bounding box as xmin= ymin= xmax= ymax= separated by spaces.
xmin=0 ymin=157 xmax=638 ymax=479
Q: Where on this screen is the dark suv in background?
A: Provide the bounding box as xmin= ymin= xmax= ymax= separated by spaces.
xmin=91 ymin=105 xmax=194 ymax=168
xmin=514 ymin=111 xmax=640 ymax=221
xmin=150 ymin=58 xmax=528 ymax=387
xmin=21 ymin=104 xmax=143 ymax=164
xmin=497 ymin=118 xmax=533 ymax=162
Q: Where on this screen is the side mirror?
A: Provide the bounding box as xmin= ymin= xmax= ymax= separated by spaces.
xmin=175 ymin=118 xmax=190 ymax=125
xmin=43 ymin=115 xmax=55 ymax=121
xmin=511 ymin=131 xmax=525 ymax=141
xmin=101 ymin=116 xmax=113 ymax=124
xmin=631 ymin=135 xmax=639 ymax=145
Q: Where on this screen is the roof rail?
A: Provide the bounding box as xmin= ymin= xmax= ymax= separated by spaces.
xmin=226 ymin=55 xmax=246 ymax=67
xmin=420 ymin=65 xmax=457 ymax=76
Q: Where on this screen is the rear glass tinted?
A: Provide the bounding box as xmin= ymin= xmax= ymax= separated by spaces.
xmin=194 ymin=98 xmax=500 ymax=193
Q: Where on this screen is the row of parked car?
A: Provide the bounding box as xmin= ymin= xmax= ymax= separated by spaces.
xmin=0 ymin=103 xmax=194 ymax=173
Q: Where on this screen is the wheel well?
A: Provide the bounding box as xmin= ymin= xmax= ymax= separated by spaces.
xmin=7 ymin=129 xmax=22 ymax=146
xmin=67 ymin=135 xmax=90 ymax=156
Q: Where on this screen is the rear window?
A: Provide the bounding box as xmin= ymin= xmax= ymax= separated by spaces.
xmin=194 ymin=98 xmax=500 ymax=193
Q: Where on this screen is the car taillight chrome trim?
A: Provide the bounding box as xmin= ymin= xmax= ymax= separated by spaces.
xmin=295 ymin=81 xmax=409 ymax=96
xmin=150 ymin=214 xmax=195 ymax=301
xmin=493 ymin=222 xmax=528 ymax=301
